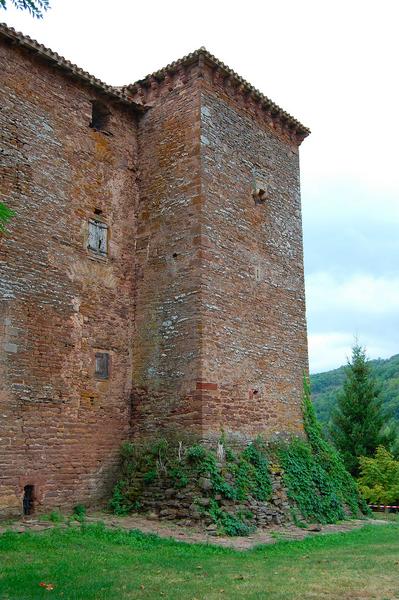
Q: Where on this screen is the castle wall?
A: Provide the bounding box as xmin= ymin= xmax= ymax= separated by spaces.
xmin=0 ymin=41 xmax=138 ymax=516
xmin=0 ymin=33 xmax=309 ymax=517
xmin=132 ymin=71 xmax=204 ymax=436
xmin=198 ymin=81 xmax=308 ymax=441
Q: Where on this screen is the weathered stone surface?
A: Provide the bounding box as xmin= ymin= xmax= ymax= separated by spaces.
xmin=0 ymin=37 xmax=138 ymax=517
xmin=196 ymin=497 xmax=211 ymax=507
xmin=0 ymin=28 xmax=308 ymax=517
xmin=198 ymin=477 xmax=213 ymax=492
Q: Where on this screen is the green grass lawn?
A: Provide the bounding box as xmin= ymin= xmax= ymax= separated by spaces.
xmin=1 ymin=523 xmax=399 ymax=599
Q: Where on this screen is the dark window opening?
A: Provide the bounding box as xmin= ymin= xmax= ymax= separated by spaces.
xmin=23 ymin=485 xmax=34 ymax=516
xmin=88 ymin=219 xmax=108 ymax=256
xmin=94 ymin=207 xmax=103 ymax=215
xmin=89 ymin=101 xmax=111 ymax=132
xmin=95 ymin=352 xmax=109 ymax=379
xmin=172 ymin=252 xmax=178 ymax=258
xmin=253 ymin=389 xmax=259 ymax=395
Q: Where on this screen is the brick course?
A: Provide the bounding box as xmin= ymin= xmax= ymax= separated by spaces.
xmin=0 ymin=28 xmax=309 ymax=517
xmin=0 ymin=39 xmax=139 ymax=516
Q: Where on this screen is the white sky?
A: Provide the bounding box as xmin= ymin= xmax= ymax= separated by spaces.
xmin=2 ymin=0 xmax=399 ymax=373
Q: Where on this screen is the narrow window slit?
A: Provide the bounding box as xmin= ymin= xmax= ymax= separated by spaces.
xmin=23 ymin=485 xmax=34 ymax=516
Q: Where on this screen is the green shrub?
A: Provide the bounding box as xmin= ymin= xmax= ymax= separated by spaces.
xmin=168 ymin=467 xmax=189 ymax=489
xmin=358 ymin=446 xmax=399 ymax=505
xmin=208 ymin=500 xmax=254 ymax=536
xmin=186 ymin=445 xmax=207 ymax=463
xmin=109 ymin=480 xmax=141 ymax=516
xmin=218 ymin=511 xmax=253 ymax=537
xmin=49 ymin=510 xmax=63 ymax=523
xmin=72 ymin=504 xmax=87 ymax=521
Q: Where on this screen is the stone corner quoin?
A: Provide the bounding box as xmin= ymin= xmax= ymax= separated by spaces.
xmin=0 ymin=23 xmax=309 ymax=517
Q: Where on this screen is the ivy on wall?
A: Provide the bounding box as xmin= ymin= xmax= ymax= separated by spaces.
xmin=110 ymin=377 xmax=369 ymax=534
xmin=279 ymin=376 xmax=369 ymax=524
xmin=109 ymin=435 xmax=273 ymax=536
xmin=0 ymin=202 xmax=15 ymax=234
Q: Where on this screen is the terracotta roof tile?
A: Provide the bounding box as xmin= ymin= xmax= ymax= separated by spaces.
xmin=127 ymin=47 xmax=310 ymax=137
xmin=0 ymin=23 xmax=309 ymax=137
xmin=0 ymin=22 xmax=145 ymax=110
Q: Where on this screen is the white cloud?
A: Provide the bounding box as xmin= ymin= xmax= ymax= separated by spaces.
xmin=3 ymin=0 xmax=399 ymax=373
xmin=308 ymin=332 xmax=353 ymax=373
xmin=309 ymin=331 xmax=398 ymax=373
xmin=306 ymin=273 xmax=399 ymax=316
xmin=306 ymin=273 xmax=399 ymax=371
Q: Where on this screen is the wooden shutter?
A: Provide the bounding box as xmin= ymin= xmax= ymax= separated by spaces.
xmin=95 ymin=352 xmax=109 ymax=379
xmin=88 ymin=220 xmax=98 ymax=252
xmin=88 ymin=220 xmax=108 ymax=255
xmin=98 ymin=222 xmax=108 ymax=255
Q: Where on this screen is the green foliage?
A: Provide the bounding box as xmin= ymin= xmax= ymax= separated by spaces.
xmin=358 ymin=446 xmax=399 ymax=505
xmin=279 ymin=375 xmax=369 ymax=524
xmin=110 ymin=436 xmax=273 ymax=535
xmin=142 ymin=470 xmax=157 ymax=484
xmin=109 ymin=480 xmax=141 ymax=516
xmin=110 ymin=378 xmax=367 ymax=531
xmin=207 ymin=499 xmax=254 ymax=536
xmin=0 ymin=202 xmax=15 ymax=234
xmin=186 ymin=444 xmax=207 ymax=463
xmin=330 ymin=343 xmax=387 ymax=476
xmin=48 ymin=510 xmax=63 ymax=523
xmin=238 ymin=440 xmax=273 ymax=501
xmin=168 ymin=467 xmax=189 ymax=489
xmin=0 ymin=0 xmax=50 ymax=18
xmin=73 ymin=504 xmax=87 ymax=522
xmin=312 ymin=353 xmax=399 ymax=433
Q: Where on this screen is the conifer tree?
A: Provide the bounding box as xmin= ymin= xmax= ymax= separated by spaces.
xmin=330 ymin=342 xmax=386 ymax=476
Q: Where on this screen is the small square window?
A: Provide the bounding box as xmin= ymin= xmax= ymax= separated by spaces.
xmin=88 ymin=219 xmax=108 ymax=256
xmin=95 ymin=352 xmax=109 ymax=379
xmin=89 ymin=101 xmax=111 ymax=132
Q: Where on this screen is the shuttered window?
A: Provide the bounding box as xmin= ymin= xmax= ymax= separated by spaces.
xmin=88 ymin=220 xmax=108 ymax=255
xmin=95 ymin=352 xmax=109 ymax=379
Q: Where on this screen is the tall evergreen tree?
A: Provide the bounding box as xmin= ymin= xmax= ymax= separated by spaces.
xmin=330 ymin=343 xmax=386 ymax=476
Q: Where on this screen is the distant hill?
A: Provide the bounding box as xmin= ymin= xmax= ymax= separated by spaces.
xmin=311 ymin=354 xmax=399 ymax=425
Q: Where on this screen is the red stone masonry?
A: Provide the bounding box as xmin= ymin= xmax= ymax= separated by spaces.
xmin=127 ymin=50 xmax=309 ymax=443
xmin=0 ymin=25 xmax=140 ymax=517
xmin=0 ymin=24 xmax=309 ymax=516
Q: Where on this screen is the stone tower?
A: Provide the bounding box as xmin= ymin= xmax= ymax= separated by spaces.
xmin=129 ymin=49 xmax=309 ymax=443
xmin=0 ymin=23 xmax=309 ymax=517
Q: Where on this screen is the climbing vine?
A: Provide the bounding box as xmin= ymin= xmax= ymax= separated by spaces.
xmin=0 ymin=202 xmax=14 ymax=234
xmin=110 ymin=377 xmax=369 ymax=533
xmin=110 ymin=435 xmax=273 ymax=535
xmin=278 ymin=375 xmax=370 ymax=524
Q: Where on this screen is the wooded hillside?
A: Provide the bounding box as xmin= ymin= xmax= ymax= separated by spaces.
xmin=311 ymin=354 xmax=399 ymax=424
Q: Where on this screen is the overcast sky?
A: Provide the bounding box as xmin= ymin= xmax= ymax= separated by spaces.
xmin=2 ymin=0 xmax=398 ymax=373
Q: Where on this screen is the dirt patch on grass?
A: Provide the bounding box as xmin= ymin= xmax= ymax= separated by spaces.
xmin=2 ymin=514 xmax=387 ymax=550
